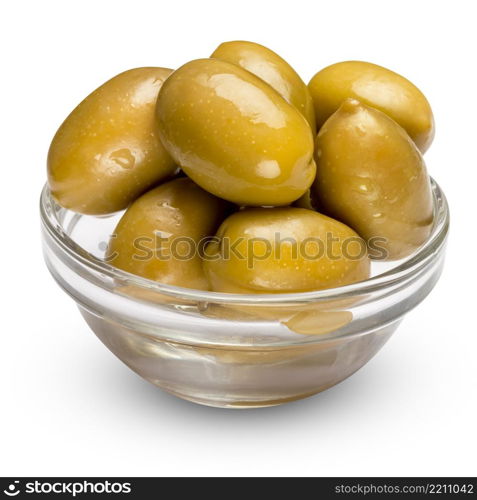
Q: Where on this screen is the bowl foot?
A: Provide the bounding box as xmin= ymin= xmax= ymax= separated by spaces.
xmin=152 ymin=383 xmax=326 ymax=409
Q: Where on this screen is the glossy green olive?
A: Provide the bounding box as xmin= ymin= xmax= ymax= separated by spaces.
xmin=156 ymin=58 xmax=315 ymax=206
xmin=308 ymin=61 xmax=435 ymax=152
xmin=211 ymin=40 xmax=316 ymax=133
xmin=292 ymin=159 xmax=320 ymax=211
xmin=107 ymin=178 xmax=229 ymax=290
xmin=48 ymin=68 xmax=176 ymax=215
xmin=204 ymin=207 xmax=370 ymax=293
xmin=312 ymin=99 xmax=434 ymax=260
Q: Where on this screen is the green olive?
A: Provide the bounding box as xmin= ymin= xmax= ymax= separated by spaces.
xmin=204 ymin=207 xmax=370 ymax=293
xmin=292 ymin=160 xmax=321 ymax=211
xmin=156 ymin=58 xmax=315 ymax=206
xmin=312 ymin=98 xmax=434 ymax=260
xmin=107 ymin=178 xmax=229 ymax=290
xmin=48 ymin=68 xmax=176 ymax=215
xmin=308 ymin=61 xmax=435 ymax=152
xmin=211 ymin=40 xmax=316 ymax=133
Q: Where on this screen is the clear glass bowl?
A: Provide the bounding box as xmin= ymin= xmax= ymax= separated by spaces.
xmin=40 ymin=179 xmax=449 ymax=408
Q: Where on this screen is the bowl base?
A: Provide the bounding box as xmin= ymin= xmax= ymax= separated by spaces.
xmin=151 ymin=384 xmax=327 ymax=409
xmin=80 ymin=307 xmax=401 ymax=410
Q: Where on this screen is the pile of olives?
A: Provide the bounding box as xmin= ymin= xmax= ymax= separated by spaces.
xmin=48 ymin=41 xmax=435 ymax=293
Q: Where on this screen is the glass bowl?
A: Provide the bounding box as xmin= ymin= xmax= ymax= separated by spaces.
xmin=40 ymin=179 xmax=449 ymax=408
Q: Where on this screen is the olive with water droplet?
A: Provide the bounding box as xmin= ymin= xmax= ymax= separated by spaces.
xmin=156 ymin=58 xmax=315 ymax=206
xmin=48 ymin=67 xmax=177 ymax=215
xmin=204 ymin=207 xmax=370 ymax=293
xmin=312 ymin=98 xmax=434 ymax=260
xmin=107 ymin=178 xmax=229 ymax=290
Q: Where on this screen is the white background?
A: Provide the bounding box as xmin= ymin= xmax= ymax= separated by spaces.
xmin=1 ymin=0 xmax=476 ymax=477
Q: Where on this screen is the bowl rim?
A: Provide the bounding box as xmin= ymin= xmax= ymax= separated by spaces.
xmin=40 ymin=178 xmax=449 ymax=305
